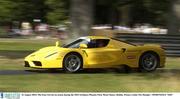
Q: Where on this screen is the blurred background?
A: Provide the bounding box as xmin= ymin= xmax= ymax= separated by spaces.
xmin=2 ymin=0 xmax=180 ymax=56
xmin=0 ymin=0 xmax=179 ymax=38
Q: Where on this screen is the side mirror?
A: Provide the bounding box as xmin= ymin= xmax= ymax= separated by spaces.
xmin=79 ymin=44 xmax=88 ymax=49
xmin=55 ymin=41 xmax=60 ymax=47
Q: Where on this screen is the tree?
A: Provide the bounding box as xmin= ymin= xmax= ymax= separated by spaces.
xmin=70 ymin=0 xmax=94 ymax=38
xmin=95 ymin=0 xmax=169 ymax=28
xmin=0 ymin=0 xmax=15 ymax=25
xmin=45 ymin=0 xmax=69 ymax=25
xmin=12 ymin=0 xmax=48 ymax=23
xmin=167 ymin=0 xmax=180 ymax=35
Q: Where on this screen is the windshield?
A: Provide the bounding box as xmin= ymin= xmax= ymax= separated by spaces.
xmin=63 ymin=39 xmax=89 ymax=48
xmin=63 ymin=38 xmax=110 ymax=48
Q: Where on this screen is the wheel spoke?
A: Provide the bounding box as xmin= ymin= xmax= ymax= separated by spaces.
xmin=141 ymin=53 xmax=158 ymax=71
xmin=64 ymin=54 xmax=81 ymax=72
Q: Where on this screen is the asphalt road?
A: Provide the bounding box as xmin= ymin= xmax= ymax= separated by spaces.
xmin=0 ymin=68 xmax=180 ymax=75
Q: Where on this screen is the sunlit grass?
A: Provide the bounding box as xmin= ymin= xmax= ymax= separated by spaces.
xmin=166 ymin=57 xmax=180 ymax=69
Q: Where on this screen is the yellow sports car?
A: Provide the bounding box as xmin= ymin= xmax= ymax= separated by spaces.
xmin=24 ymin=36 xmax=165 ymax=72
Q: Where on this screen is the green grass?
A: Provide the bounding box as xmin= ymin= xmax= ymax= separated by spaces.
xmin=0 ymin=38 xmax=58 ymax=51
xmin=166 ymin=57 xmax=180 ymax=69
xmin=1 ymin=72 xmax=180 ymax=92
xmin=0 ymin=38 xmax=180 ymax=92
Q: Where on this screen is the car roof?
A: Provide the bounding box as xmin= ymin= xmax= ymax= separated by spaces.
xmin=85 ymin=36 xmax=110 ymax=40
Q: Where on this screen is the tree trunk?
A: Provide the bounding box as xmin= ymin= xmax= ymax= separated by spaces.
xmin=120 ymin=5 xmax=130 ymax=26
xmin=69 ymin=0 xmax=94 ymax=39
xmin=167 ymin=0 xmax=180 ymax=35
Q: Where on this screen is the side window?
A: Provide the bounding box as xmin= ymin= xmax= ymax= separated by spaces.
xmin=88 ymin=39 xmax=109 ymax=48
xmin=63 ymin=39 xmax=89 ymax=48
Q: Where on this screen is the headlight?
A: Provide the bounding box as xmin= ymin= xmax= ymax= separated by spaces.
xmin=45 ymin=52 xmax=58 ymax=58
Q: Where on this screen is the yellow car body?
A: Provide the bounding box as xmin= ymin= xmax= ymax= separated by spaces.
xmin=24 ymin=36 xmax=165 ymax=72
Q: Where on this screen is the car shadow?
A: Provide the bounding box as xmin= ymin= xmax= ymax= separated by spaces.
xmin=1 ymin=68 xmax=180 ymax=76
xmin=25 ymin=68 xmax=180 ymax=74
xmin=25 ymin=68 xmax=132 ymax=74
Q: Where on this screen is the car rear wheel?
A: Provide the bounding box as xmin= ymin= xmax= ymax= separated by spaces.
xmin=63 ymin=53 xmax=82 ymax=73
xmin=139 ymin=52 xmax=159 ymax=72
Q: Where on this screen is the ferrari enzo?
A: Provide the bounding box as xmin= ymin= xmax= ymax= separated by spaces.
xmin=24 ymin=36 xmax=165 ymax=72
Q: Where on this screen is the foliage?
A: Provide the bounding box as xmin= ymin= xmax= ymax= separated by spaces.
xmin=130 ymin=0 xmax=169 ymax=26
xmin=45 ymin=0 xmax=69 ymax=25
xmin=0 ymin=0 xmax=175 ymax=27
xmin=95 ymin=0 xmax=169 ymax=27
xmin=0 ymin=27 xmax=7 ymax=36
xmin=0 ymin=0 xmax=15 ymax=25
xmin=12 ymin=0 xmax=48 ymax=22
xmin=0 ymin=0 xmax=68 ymax=25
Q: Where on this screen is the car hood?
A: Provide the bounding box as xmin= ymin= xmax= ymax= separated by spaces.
xmin=25 ymin=46 xmax=63 ymax=60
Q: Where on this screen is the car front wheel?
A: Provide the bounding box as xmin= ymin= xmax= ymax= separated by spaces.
xmin=63 ymin=53 xmax=82 ymax=73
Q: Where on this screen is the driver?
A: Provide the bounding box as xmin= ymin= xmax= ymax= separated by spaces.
xmin=97 ymin=40 xmax=105 ymax=48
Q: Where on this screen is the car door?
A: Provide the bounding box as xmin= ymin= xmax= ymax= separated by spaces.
xmin=82 ymin=39 xmax=124 ymax=68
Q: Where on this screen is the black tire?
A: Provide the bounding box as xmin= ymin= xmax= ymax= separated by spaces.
xmin=63 ymin=53 xmax=82 ymax=73
xmin=139 ymin=52 xmax=159 ymax=72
